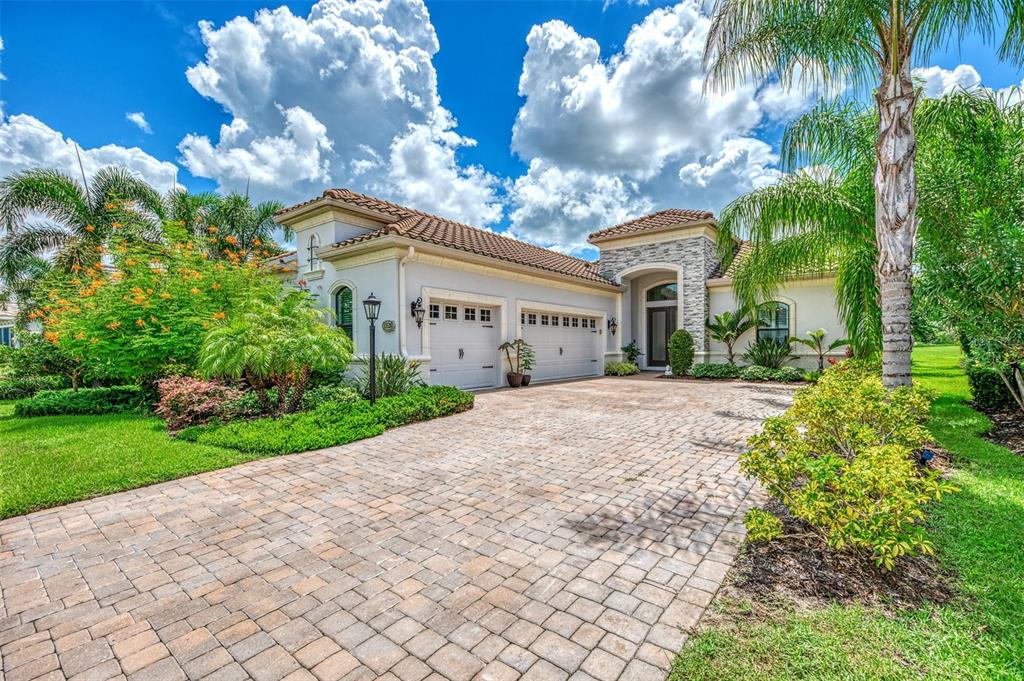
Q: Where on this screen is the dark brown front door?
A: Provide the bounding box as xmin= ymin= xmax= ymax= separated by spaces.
xmin=646 ymin=306 xmax=676 ymax=367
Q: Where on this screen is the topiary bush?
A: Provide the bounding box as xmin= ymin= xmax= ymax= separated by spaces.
xmin=14 ymin=385 xmax=147 ymax=417
xmin=0 ymin=375 xmax=68 ymax=400
xmin=178 ymin=385 xmax=474 ymax=455
xmin=155 ymin=376 xmax=242 ymax=431
xmin=668 ymin=329 xmax=695 ymax=376
xmin=740 ymin=363 xmax=956 ymax=570
xmin=965 ymin=359 xmax=1018 ymax=411
xmin=605 ymin=361 xmax=640 ymax=376
xmin=691 ymin=363 xmax=742 ymax=379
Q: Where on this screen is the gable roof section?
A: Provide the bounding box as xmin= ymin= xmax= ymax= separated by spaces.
xmin=587 ymin=208 xmax=714 ymax=244
xmin=278 ymin=189 xmax=618 ymax=286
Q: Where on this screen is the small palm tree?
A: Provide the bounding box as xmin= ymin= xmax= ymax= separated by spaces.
xmin=704 ymin=0 xmax=1024 ymax=388
xmin=791 ymin=329 xmax=849 ymax=372
xmin=165 ymin=188 xmax=219 ymax=238
xmin=706 ymin=308 xmax=755 ymax=364
xmin=207 ymin=192 xmax=288 ymax=259
xmin=0 ymin=167 xmax=165 ymax=279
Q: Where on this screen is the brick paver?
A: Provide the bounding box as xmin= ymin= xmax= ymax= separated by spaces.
xmin=0 ymin=377 xmax=792 ymax=680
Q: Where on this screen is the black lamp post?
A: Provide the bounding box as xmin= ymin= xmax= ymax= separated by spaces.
xmin=363 ymin=293 xmax=381 ymax=405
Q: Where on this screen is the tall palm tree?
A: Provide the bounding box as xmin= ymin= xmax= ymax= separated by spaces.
xmin=206 ymin=192 xmax=288 ymax=259
xmin=716 ymin=101 xmax=881 ymax=357
xmin=0 ymin=167 xmax=165 ymax=280
xmin=704 ymin=0 xmax=1024 ymax=388
xmin=164 ymin=188 xmax=219 ymax=238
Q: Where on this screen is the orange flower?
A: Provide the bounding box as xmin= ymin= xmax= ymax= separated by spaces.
xmin=208 ymin=226 xmax=218 ymax=233
xmin=111 ymin=222 xmax=122 ymax=229
xmin=212 ymin=311 xmax=226 ymax=320
xmin=92 ymin=262 xmax=104 ymax=271
xmin=224 ymin=235 xmax=238 ymax=246
xmin=74 ymin=332 xmax=86 ymax=341
xmin=191 ymin=287 xmax=201 ymax=295
xmin=159 ymin=292 xmax=172 ymax=299
xmin=84 ymin=224 xmax=96 ymax=232
xmin=105 ymin=202 xmax=115 ymax=210
xmin=43 ymin=331 xmax=59 ymax=342
xmin=125 ymin=258 xmax=137 ymax=266
xmin=90 ymin=337 xmax=99 ymax=344
xmin=135 ymin=318 xmax=146 ymax=327
xmin=107 ymin=321 xmax=121 ymax=330
xmin=252 ymin=238 xmax=262 ymax=246
xmin=211 ymin=283 xmax=221 ymax=290
xmin=71 ymin=264 xmax=82 ymax=272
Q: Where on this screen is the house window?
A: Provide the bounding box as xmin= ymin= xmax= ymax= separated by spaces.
xmin=571 ymin=317 xmax=579 ymax=327
xmin=589 ymin=319 xmax=596 ymax=329
xmin=0 ymin=326 xmax=12 ymax=347
xmin=444 ymin=305 xmax=458 ymax=320
xmin=550 ymin=315 xmax=559 ymax=326
xmin=646 ymin=283 xmax=677 ymax=302
xmin=527 ymin=313 xmax=537 ymax=325
xmin=464 ymin=307 xmax=477 ymax=321
xmin=307 ymin=234 xmax=321 ymax=272
xmin=757 ymin=302 xmax=791 ymax=344
xmin=541 ymin=314 xmax=549 ymax=326
xmin=562 ymin=316 xmax=569 ymax=327
xmin=480 ymin=309 xmax=491 ymax=323
xmin=429 ymin=304 xmax=440 ymax=320
xmin=334 ymin=286 xmax=353 ymax=339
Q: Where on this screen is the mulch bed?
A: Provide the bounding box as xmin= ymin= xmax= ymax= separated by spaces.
xmin=715 ymin=499 xmax=954 ymax=616
xmin=979 ymin=409 xmax=1024 ymax=456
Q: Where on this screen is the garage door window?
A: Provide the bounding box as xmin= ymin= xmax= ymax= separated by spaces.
xmin=480 ymin=309 xmax=492 ymax=322
xmin=589 ymin=319 xmax=596 ymax=329
xmin=429 ymin=304 xmax=440 ymax=320
xmin=571 ymin=317 xmax=579 ymax=327
xmin=464 ymin=307 xmax=477 ymax=321
xmin=444 ymin=305 xmax=458 ymax=320
xmin=541 ymin=314 xmax=549 ymax=326
xmin=527 ymin=313 xmax=537 ymax=325
xmin=562 ymin=316 xmax=569 ymax=327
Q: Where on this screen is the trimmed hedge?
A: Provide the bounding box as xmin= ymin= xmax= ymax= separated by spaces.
xmin=605 ymin=361 xmax=640 ymax=376
xmin=965 ymin=360 xmax=1017 ymax=411
xmin=668 ymin=329 xmax=695 ymax=376
xmin=0 ymin=375 xmax=68 ymax=400
xmin=739 ymin=365 xmax=805 ymax=383
xmin=14 ymin=385 xmax=147 ymax=417
xmin=178 ymin=385 xmax=474 ymax=455
xmin=691 ymin=363 xmax=741 ymax=379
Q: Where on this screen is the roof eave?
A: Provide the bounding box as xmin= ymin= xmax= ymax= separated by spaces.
xmin=587 ymin=218 xmax=718 ymax=246
xmin=274 ymin=196 xmax=396 ymax=226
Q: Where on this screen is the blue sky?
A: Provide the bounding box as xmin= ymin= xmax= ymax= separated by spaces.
xmin=1 ymin=1 xmax=1021 ymax=255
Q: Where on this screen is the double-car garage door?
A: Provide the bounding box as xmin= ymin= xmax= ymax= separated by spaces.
xmin=429 ymin=300 xmax=603 ymax=389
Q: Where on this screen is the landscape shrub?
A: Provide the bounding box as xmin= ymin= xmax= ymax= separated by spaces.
xmin=691 ymin=363 xmax=741 ymax=379
xmin=740 ymin=364 xmax=956 ymax=570
xmin=743 ymin=508 xmax=783 ymax=542
xmin=356 ymin=353 xmax=425 ymax=398
xmin=14 ymin=385 xmax=147 ymax=417
xmin=737 ymin=365 xmax=804 ymax=382
xmin=668 ymin=329 xmax=695 ymax=376
xmin=965 ymin=359 xmax=1018 ymax=411
xmin=178 ymin=385 xmax=474 ymax=455
xmin=155 ymin=376 xmax=242 ymax=431
xmin=299 ymin=384 xmax=359 ymax=410
xmin=605 ymin=361 xmax=640 ymax=376
xmin=742 ymin=337 xmax=796 ymax=369
xmin=0 ymin=375 xmax=68 ymax=399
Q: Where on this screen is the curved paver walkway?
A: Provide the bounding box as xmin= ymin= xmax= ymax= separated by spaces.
xmin=0 ymin=376 xmax=794 ymax=681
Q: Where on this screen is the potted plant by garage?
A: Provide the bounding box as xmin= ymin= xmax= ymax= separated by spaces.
xmin=500 ymin=340 xmax=524 ymax=387
xmin=518 ymin=340 xmax=535 ymax=386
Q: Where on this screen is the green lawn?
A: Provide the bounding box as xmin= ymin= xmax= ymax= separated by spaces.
xmin=671 ymin=345 xmax=1024 ymax=680
xmin=0 ymin=402 xmax=268 ymax=519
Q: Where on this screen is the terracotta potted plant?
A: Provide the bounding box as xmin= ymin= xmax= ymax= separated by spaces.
xmin=500 ymin=341 xmax=523 ymax=387
xmin=518 ymin=340 xmax=535 ymax=386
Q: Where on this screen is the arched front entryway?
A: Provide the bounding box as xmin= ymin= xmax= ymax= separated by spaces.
xmin=615 ymin=263 xmax=684 ymax=371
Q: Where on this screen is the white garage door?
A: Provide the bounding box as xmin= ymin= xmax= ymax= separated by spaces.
xmin=428 ymin=302 xmax=500 ymax=389
xmin=522 ymin=311 xmax=601 ymax=382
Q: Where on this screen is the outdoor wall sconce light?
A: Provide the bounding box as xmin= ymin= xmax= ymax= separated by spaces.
xmin=608 ymin=317 xmax=618 ymax=336
xmin=411 ymin=296 xmax=426 ymax=328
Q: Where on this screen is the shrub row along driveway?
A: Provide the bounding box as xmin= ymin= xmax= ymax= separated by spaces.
xmin=0 ymin=377 xmax=794 ymax=681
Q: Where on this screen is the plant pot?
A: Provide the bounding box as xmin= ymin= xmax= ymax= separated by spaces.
xmin=506 ymin=372 xmax=524 ymax=388
xmin=521 ymin=374 xmax=532 ymax=386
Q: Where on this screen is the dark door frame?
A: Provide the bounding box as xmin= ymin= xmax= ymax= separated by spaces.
xmin=646 ymin=306 xmax=676 ymax=367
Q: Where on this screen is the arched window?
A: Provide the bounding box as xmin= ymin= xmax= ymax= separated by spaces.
xmin=334 ymin=286 xmax=353 ymax=339
xmin=646 ymin=283 xmax=677 ymax=302
xmin=307 ymin=234 xmax=320 ymax=272
xmin=757 ymin=302 xmax=790 ymax=344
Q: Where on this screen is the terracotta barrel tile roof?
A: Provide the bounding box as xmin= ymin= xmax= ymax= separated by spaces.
xmin=587 ymin=208 xmax=713 ymax=243
xmin=279 ymin=189 xmax=618 ymax=286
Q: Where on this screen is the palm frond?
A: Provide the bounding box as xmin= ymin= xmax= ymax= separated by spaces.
xmin=781 ymin=101 xmax=876 ymax=172
xmin=89 ymin=166 xmax=165 ymax=222
xmin=0 ymin=224 xmax=72 ymax=280
xmin=0 ymin=169 xmax=89 ymax=234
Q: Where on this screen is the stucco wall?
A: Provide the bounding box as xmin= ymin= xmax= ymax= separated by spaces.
xmin=708 ymin=278 xmax=848 ymax=371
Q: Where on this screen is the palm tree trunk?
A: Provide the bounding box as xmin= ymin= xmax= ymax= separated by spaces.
xmin=874 ymin=59 xmax=918 ymax=388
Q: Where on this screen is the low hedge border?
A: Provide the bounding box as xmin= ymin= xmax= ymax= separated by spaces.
xmin=13 ymin=385 xmax=147 ymax=417
xmin=178 ymin=385 xmax=474 ymax=455
xmin=689 ymin=363 xmax=806 ymax=382
xmin=0 ymin=375 xmax=69 ymax=400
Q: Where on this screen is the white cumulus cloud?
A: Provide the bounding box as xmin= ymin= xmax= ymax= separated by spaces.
xmin=913 ymin=64 xmax=983 ymax=98
xmin=126 ymin=111 xmax=153 ymax=134
xmin=506 ymin=1 xmax=794 ymax=252
xmin=0 ymin=107 xmax=179 ymax=192
xmin=177 ymin=0 xmax=503 ymax=226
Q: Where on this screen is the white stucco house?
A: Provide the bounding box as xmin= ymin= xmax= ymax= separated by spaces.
xmin=0 ymin=304 xmax=17 ymax=348
xmin=274 ymin=188 xmax=847 ymax=389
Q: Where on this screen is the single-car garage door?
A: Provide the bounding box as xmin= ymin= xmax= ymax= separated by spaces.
xmin=428 ymin=301 xmax=500 ymax=389
xmin=522 ymin=311 xmax=601 ymax=382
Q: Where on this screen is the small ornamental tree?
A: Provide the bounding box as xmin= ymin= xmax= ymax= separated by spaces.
xmin=198 ymin=289 xmax=353 ymax=415
xmin=791 ymin=328 xmax=849 ymax=372
xmin=36 ymin=217 xmax=271 ymax=384
xmin=706 ymin=308 xmax=755 ymax=365
xmin=668 ymin=329 xmax=695 ymax=376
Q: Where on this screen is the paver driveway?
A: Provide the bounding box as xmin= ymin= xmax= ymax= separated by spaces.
xmin=0 ymin=376 xmax=794 ymax=681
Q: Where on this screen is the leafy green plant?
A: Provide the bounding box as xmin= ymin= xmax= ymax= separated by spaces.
xmin=179 ymin=385 xmax=474 ymax=455
xmin=743 ymin=508 xmax=783 ymax=543
xmin=357 ymin=353 xmax=424 ymax=398
xmin=14 ymin=385 xmax=146 ymax=417
xmin=300 ymin=385 xmax=359 ymax=411
xmin=964 ymin=359 xmax=1018 ymax=412
xmin=738 ymin=365 xmax=811 ymax=383
xmin=791 ymin=329 xmax=849 ymax=372
xmin=518 ymin=341 xmax=535 ymax=374
xmin=621 ymin=340 xmax=644 ymax=364
xmin=0 ymin=375 xmax=68 ymax=399
xmin=692 ymin=363 xmax=742 ymax=379
xmin=742 ymin=337 xmax=795 ymax=369
xmin=668 ymin=329 xmax=695 ymax=376
xmin=605 ymin=361 xmax=640 ymax=376
xmin=706 ymin=309 xmax=755 ymax=365
xmin=499 ymin=339 xmax=534 ymax=375
xmin=740 ymin=364 xmax=956 ymax=570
